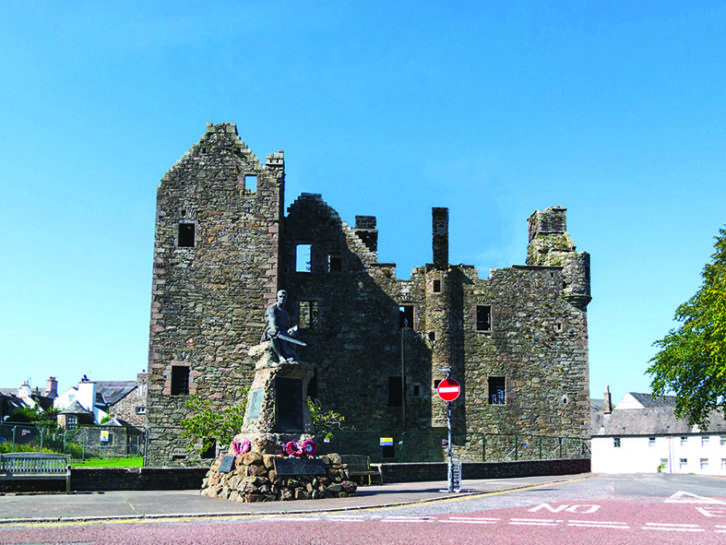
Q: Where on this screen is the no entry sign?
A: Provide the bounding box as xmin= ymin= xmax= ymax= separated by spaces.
xmin=437 ymin=378 xmax=460 ymax=402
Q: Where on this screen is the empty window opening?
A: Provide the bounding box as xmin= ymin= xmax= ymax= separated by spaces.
xmin=488 ymin=376 xmax=505 ymax=405
xmin=412 ymin=384 xmax=422 ymax=397
xmin=178 ymin=223 xmax=195 ymax=247
xmin=433 ymin=280 xmax=441 ymax=293
xmin=201 ymin=440 xmax=216 ymax=459
xmin=428 ymin=331 xmax=436 ymax=342
xmin=171 ymin=366 xmax=190 ymax=396
xmin=434 ymin=379 xmax=442 ymax=390
xmin=245 ymin=175 xmax=257 ymax=192
xmin=399 ymin=305 xmax=414 ymax=329
xmin=307 ymin=369 xmax=318 ymax=400
xmin=381 ymin=443 xmax=395 ymax=459
xmin=555 ymin=322 xmax=563 ymax=332
xmin=299 ymin=300 xmax=319 ymax=329
xmin=296 ymin=244 xmax=312 ymax=272
xmin=328 ymin=253 xmax=342 ymax=272
xmin=477 ymin=305 xmax=492 ymax=331
xmin=388 ymin=376 xmax=405 ymax=406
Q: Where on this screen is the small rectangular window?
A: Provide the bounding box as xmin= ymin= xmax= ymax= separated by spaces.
xmin=433 ymin=279 xmax=441 ymax=293
xmin=296 ymin=244 xmax=312 ymax=272
xmin=702 ymin=436 xmax=710 ymax=446
xmin=428 ymin=331 xmax=436 ymax=341
xmin=245 ymin=175 xmax=257 ymax=192
xmin=66 ymin=415 xmax=77 ymax=430
xmin=679 ymin=458 xmax=688 ymax=470
xmin=178 ymin=223 xmax=195 ymax=247
xmin=171 ymin=366 xmax=190 ymax=396
xmin=328 ymin=253 xmax=342 ymax=272
xmin=613 ymin=437 xmax=621 ymax=448
xmin=488 ymin=377 xmax=505 ymax=405
xmin=648 ymin=437 xmax=656 ymax=447
xmin=721 ymin=436 xmax=726 ymax=446
xmin=722 ymin=458 xmax=726 ymax=470
xmin=299 ymin=300 xmax=319 ymax=329
xmin=388 ymin=376 xmax=404 ymax=406
xmin=476 ymin=305 xmax=492 ymax=331
xmin=412 ymin=384 xmax=422 ymax=397
xmin=700 ymin=458 xmax=709 ymax=470
xmin=399 ymin=305 xmax=414 ymax=329
xmin=680 ymin=436 xmax=688 ymax=446
xmin=135 ymin=406 xmax=146 ymax=415
xmin=201 ymin=440 xmax=217 ymax=459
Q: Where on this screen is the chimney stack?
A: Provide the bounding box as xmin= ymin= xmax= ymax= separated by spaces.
xmin=432 ymin=207 xmax=449 ymax=269
xmin=45 ymin=376 xmax=58 ymax=399
xmin=604 ymin=385 xmax=613 ymax=415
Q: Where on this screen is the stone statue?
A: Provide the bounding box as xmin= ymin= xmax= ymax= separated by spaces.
xmin=262 ymin=290 xmax=305 ymax=363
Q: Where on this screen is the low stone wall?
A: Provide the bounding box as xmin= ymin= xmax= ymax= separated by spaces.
xmin=377 ymin=458 xmax=590 ymax=483
xmin=70 ymin=467 xmax=208 ymax=491
xmin=2 ymin=459 xmax=589 ymax=493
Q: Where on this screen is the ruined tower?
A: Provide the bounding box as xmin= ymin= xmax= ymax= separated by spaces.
xmin=145 ymin=123 xmax=285 ymax=463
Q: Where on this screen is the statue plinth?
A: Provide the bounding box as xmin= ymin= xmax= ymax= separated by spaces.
xmin=238 ymin=341 xmax=316 ymax=453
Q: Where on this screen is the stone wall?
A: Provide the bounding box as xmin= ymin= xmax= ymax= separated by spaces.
xmin=145 ymin=124 xmax=591 ymax=465
xmin=145 ymin=123 xmax=285 ymax=464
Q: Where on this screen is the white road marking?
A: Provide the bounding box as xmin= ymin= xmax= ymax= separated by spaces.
xmin=643 ymin=522 xmax=704 ymax=532
xmin=510 ymin=518 xmax=562 ymax=526
xmin=567 ymin=519 xmax=629 ymax=529
xmin=666 ymin=491 xmax=726 ymax=504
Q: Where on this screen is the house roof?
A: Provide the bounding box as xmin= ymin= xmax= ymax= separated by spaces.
xmin=102 ymin=417 xmax=143 ymax=434
xmin=595 ymin=406 xmax=726 ymax=436
xmin=60 ymin=400 xmax=94 ymax=415
xmin=95 ymin=381 xmax=137 ymax=406
xmin=623 ymin=392 xmax=677 ymax=409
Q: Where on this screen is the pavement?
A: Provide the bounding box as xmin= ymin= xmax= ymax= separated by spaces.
xmin=0 ymin=474 xmax=590 ymax=524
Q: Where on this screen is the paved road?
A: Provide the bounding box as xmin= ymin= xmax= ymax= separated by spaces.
xmin=1 ymin=474 xmax=725 ymax=544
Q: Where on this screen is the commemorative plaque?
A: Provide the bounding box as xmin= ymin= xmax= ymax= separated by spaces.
xmin=246 ymin=389 xmax=264 ymax=421
xmin=274 ymin=458 xmax=327 ymax=476
xmin=218 ymin=455 xmax=235 ymax=474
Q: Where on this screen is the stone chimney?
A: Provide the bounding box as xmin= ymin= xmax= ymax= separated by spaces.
xmin=604 ymin=385 xmax=613 ymax=415
xmin=45 ymin=376 xmax=58 ymax=399
xmin=18 ymin=380 xmax=31 ymax=399
xmin=432 ymin=207 xmax=449 ymax=269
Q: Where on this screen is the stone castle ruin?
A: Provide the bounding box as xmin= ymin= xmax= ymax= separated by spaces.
xmin=145 ymin=122 xmax=591 ymax=465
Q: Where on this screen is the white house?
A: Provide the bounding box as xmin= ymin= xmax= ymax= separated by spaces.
xmin=591 ymin=390 xmax=726 ymax=475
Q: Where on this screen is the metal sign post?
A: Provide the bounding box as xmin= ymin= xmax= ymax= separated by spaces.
xmin=447 ymin=400 xmax=453 ymax=493
xmin=437 ymin=376 xmax=460 ymax=494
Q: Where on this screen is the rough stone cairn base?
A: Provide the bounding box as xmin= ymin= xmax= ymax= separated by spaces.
xmin=201 ymin=450 xmax=358 ymax=502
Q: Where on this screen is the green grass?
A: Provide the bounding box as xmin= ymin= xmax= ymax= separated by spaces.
xmin=71 ymin=456 xmax=143 ymax=467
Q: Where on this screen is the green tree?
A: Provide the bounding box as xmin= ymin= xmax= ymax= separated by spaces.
xmin=648 ymin=227 xmax=726 ymax=428
xmin=307 ymin=398 xmax=349 ymax=440
xmin=179 ymin=388 xmax=248 ymax=454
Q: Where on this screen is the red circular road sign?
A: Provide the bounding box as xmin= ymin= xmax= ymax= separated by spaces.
xmin=437 ymin=378 xmax=461 ymax=402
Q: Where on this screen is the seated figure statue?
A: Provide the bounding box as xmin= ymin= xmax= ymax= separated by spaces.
xmin=261 ymin=290 xmax=302 ymax=363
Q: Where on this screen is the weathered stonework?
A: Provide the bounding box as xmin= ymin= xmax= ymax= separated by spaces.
xmin=145 ymin=123 xmax=591 ymax=465
xmin=200 ymin=450 xmax=357 ymax=502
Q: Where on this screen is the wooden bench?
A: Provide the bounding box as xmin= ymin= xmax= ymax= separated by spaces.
xmin=0 ymin=452 xmax=71 ymax=492
xmin=340 ymin=454 xmax=381 ymax=485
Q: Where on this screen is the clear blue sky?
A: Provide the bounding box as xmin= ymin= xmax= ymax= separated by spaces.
xmin=2 ymin=1 xmax=724 ymax=406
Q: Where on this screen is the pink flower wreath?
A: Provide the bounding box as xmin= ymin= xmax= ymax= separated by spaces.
xmin=232 ymin=439 xmax=251 ymax=455
xmin=285 ymin=441 xmax=303 ymax=457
